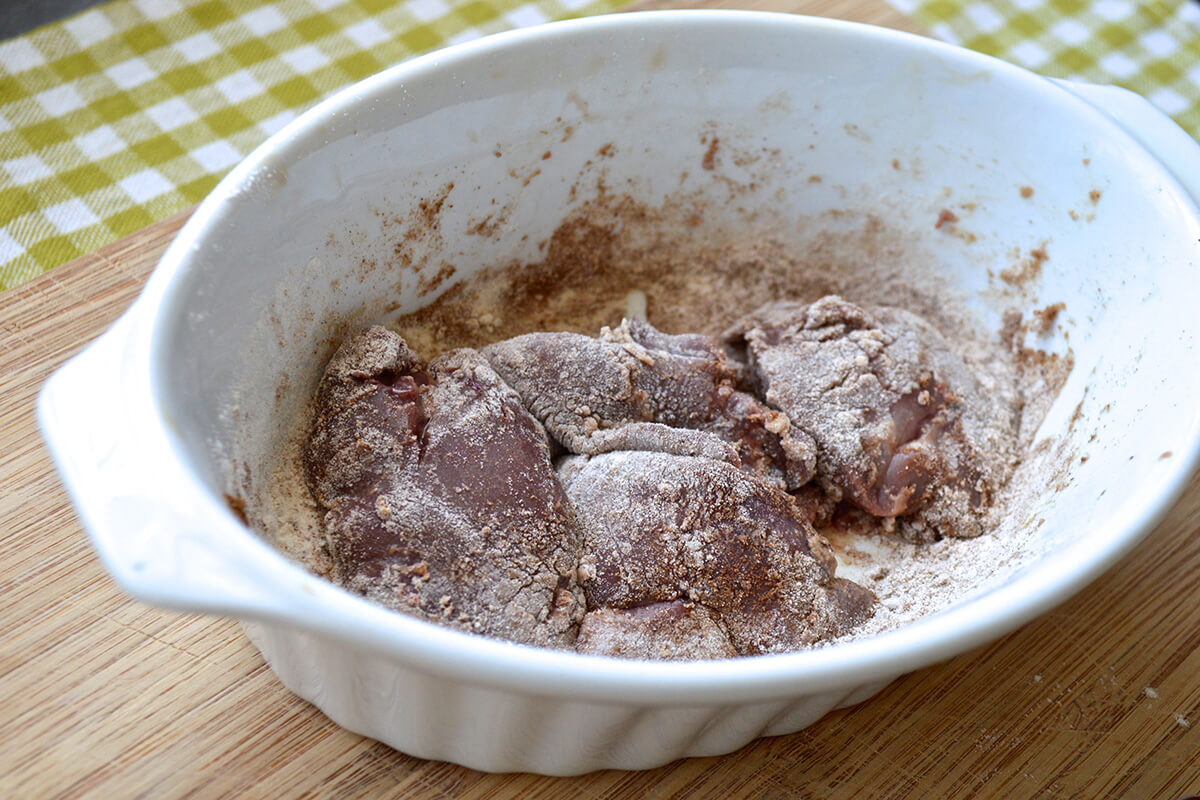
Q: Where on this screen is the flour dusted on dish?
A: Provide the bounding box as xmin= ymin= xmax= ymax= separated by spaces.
xmin=259 ymin=200 xmax=1072 ymax=660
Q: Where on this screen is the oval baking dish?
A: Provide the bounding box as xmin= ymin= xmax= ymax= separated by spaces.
xmin=39 ymin=11 xmax=1200 ymax=774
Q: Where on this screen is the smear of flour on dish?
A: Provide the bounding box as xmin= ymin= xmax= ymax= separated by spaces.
xmin=254 ymin=196 xmax=1074 ymax=652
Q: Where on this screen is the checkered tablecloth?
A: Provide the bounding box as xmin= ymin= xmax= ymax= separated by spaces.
xmin=0 ymin=0 xmax=623 ymax=291
xmin=2 ymin=0 xmax=1199 ymax=292
xmin=895 ymin=0 xmax=1200 ymax=133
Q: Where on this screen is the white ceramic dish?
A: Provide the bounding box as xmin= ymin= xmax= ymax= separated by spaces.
xmin=39 ymin=11 xmax=1200 ymax=774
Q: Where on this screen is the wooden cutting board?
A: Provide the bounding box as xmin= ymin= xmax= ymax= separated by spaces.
xmin=3 ymin=1 xmax=1199 ymax=797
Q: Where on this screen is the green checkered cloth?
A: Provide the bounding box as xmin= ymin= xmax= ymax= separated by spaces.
xmin=0 ymin=0 xmax=624 ymax=291
xmin=891 ymin=0 xmax=1200 ymax=133
xmin=4 ymin=0 xmax=1200 ymax=291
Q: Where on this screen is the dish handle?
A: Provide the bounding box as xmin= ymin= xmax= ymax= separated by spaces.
xmin=1054 ymin=78 xmax=1200 ymax=207
xmin=37 ymin=307 xmax=307 ymax=621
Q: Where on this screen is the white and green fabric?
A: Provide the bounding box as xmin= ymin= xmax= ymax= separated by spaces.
xmin=3 ymin=0 xmax=1200 ymax=291
xmin=893 ymin=0 xmax=1200 ymax=133
xmin=0 ymin=0 xmax=623 ymax=290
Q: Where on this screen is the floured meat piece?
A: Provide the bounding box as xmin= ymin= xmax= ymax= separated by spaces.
xmin=559 ymin=450 xmax=874 ymax=656
xmin=725 ymin=296 xmax=1021 ymax=540
xmin=484 ymin=318 xmax=816 ymax=489
xmin=304 ymin=326 xmax=584 ymax=648
xmin=576 ymin=601 xmax=738 ymax=660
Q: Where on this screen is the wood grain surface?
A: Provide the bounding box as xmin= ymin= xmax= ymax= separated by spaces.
xmin=3 ymin=2 xmax=1199 ymax=797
